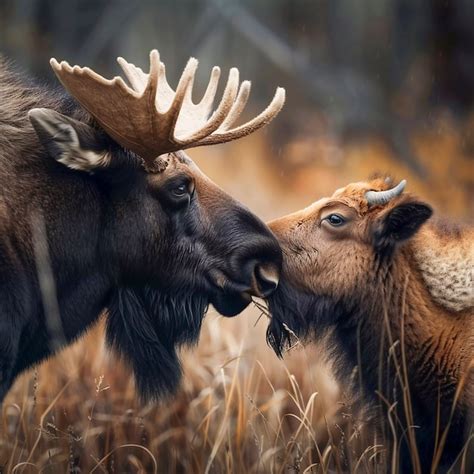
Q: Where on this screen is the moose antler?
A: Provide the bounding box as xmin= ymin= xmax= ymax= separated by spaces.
xmin=50 ymin=50 xmax=285 ymax=170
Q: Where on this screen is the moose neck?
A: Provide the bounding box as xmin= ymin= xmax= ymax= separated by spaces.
xmin=10 ymin=170 xmax=114 ymax=374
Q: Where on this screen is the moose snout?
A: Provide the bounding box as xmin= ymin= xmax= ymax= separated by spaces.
xmin=212 ymin=208 xmax=282 ymax=300
xmin=253 ymin=262 xmax=280 ymax=297
xmin=234 ymin=258 xmax=280 ymax=298
xmin=237 ymin=239 xmax=282 ymax=298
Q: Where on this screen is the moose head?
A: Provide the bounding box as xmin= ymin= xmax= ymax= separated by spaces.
xmin=1 ymin=50 xmax=285 ymax=400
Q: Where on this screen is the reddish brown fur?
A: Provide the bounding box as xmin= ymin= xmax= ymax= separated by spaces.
xmin=267 ymin=177 xmax=473 ymax=471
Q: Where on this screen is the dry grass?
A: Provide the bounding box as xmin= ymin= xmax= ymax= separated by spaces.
xmin=4 ymin=303 xmax=469 ymax=473
xmin=1 ymin=306 xmax=357 ymax=473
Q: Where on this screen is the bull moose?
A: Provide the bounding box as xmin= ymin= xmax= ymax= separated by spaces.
xmin=266 ymin=177 xmax=473 ymax=472
xmin=0 ymin=50 xmax=284 ymax=401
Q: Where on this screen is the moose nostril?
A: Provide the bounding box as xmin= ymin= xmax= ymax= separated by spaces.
xmin=254 ymin=264 xmax=279 ymax=297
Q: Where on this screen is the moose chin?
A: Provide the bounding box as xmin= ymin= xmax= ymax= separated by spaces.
xmin=266 ymin=177 xmax=473 ymax=473
xmin=0 ymin=50 xmax=285 ymax=402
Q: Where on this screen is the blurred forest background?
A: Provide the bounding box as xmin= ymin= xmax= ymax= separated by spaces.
xmin=1 ymin=0 xmax=473 ymax=217
xmin=0 ymin=0 xmax=473 ymax=472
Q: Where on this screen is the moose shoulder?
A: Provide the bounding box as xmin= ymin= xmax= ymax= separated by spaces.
xmin=266 ymin=177 xmax=473 ymax=472
xmin=0 ymin=51 xmax=284 ymax=401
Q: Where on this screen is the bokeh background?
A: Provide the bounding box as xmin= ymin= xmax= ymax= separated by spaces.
xmin=0 ymin=0 xmax=472 ymax=472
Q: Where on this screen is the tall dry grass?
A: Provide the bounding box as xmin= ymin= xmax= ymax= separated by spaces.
xmin=3 ymin=304 xmax=471 ymax=473
xmin=0 ymin=305 xmax=383 ymax=473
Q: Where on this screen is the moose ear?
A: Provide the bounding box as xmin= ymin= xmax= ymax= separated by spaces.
xmin=373 ymin=200 xmax=433 ymax=252
xmin=28 ymin=108 xmax=110 ymax=173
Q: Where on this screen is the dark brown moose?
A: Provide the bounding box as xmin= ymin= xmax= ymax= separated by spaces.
xmin=0 ymin=50 xmax=285 ymax=401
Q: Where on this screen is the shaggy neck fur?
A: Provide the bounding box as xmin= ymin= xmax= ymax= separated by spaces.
xmin=106 ymin=287 xmax=209 ymax=401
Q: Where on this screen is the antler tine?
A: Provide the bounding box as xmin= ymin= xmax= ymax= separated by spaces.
xmin=117 ymin=56 xmax=148 ymax=92
xmin=219 ymin=80 xmax=251 ymax=131
xmin=142 ymin=50 xmax=160 ymax=111
xmin=156 ymin=61 xmax=176 ymax=111
xmin=197 ymin=66 xmax=221 ymax=116
xmin=51 ymin=58 xmax=134 ymax=97
xmin=197 ymin=87 xmax=286 ymax=146
xmin=176 ymin=67 xmax=240 ymax=144
xmin=163 ymin=58 xmax=198 ymax=135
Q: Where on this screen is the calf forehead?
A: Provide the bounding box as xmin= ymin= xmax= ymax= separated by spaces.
xmin=309 ymin=177 xmax=393 ymax=216
xmin=273 ymin=197 xmax=333 ymax=229
xmin=333 ymin=177 xmax=389 ymax=196
xmin=282 ymin=190 xmax=367 ymax=224
xmin=332 ymin=177 xmax=388 ymax=205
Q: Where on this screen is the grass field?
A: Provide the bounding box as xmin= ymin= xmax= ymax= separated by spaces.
xmin=2 ymin=310 xmax=353 ymax=473
xmin=2 ymin=309 xmax=472 ymax=473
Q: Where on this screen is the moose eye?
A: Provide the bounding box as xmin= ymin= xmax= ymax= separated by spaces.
xmin=325 ymin=214 xmax=345 ymax=227
xmin=172 ymin=183 xmax=188 ymax=197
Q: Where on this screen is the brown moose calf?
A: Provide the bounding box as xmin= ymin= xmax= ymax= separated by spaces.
xmin=266 ymin=177 xmax=473 ymax=472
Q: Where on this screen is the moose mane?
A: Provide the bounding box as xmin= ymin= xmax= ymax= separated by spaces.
xmin=106 ymin=286 xmax=209 ymax=401
xmin=0 ymin=58 xmax=95 ymax=163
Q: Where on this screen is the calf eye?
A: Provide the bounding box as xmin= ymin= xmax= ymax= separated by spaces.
xmin=326 ymin=214 xmax=345 ymax=226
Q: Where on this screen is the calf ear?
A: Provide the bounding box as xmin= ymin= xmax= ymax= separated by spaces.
xmin=373 ymin=200 xmax=433 ymax=252
xmin=28 ymin=108 xmax=110 ymax=173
